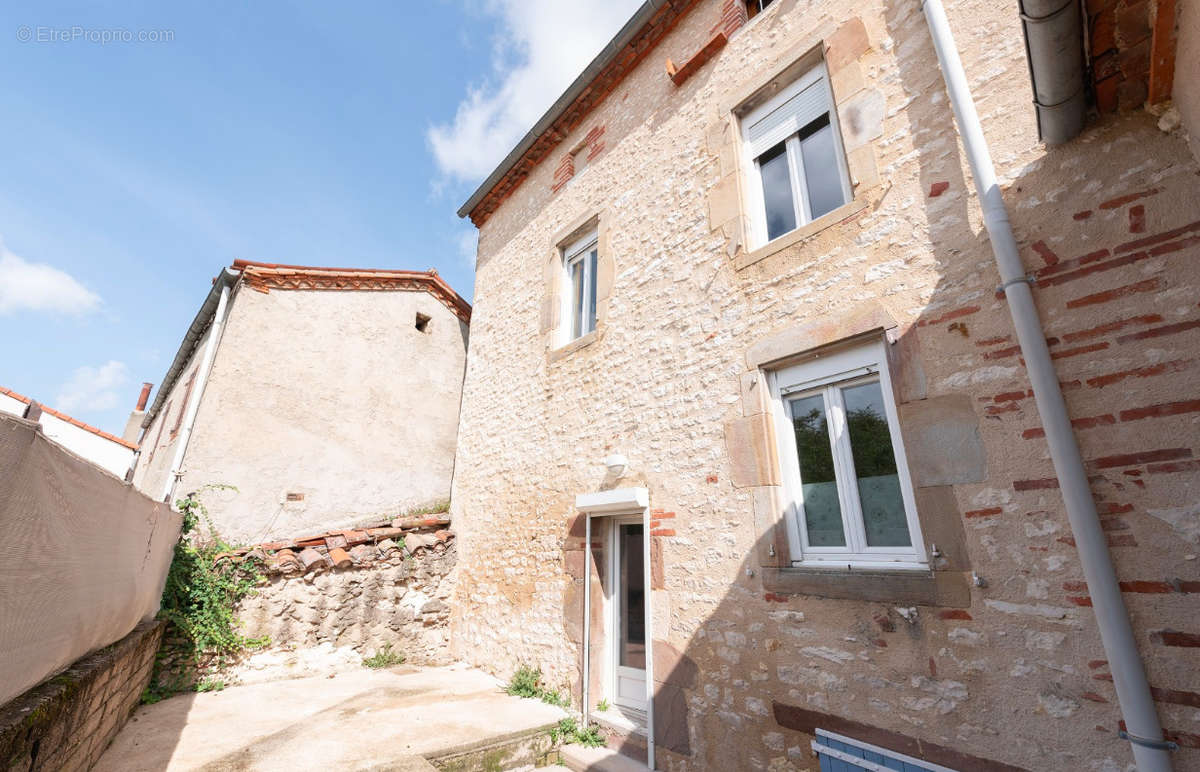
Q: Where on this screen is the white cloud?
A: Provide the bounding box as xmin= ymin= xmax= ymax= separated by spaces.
xmin=455 ymin=228 xmax=479 ymax=265
xmin=56 ymin=360 xmax=130 ymax=413
xmin=429 ymin=0 xmax=643 ymax=185
xmin=0 ymin=240 xmax=102 ymax=315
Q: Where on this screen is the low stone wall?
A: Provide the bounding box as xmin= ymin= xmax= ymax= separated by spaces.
xmin=0 ymin=620 xmax=163 ymax=772
xmin=232 ymin=532 xmax=456 ymax=671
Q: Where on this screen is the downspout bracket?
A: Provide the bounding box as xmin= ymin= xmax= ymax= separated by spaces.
xmin=997 ymin=274 xmax=1037 ymax=293
xmin=1119 ymin=731 xmax=1179 ymax=753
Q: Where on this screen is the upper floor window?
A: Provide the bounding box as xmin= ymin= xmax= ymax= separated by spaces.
xmin=745 ymin=0 xmax=775 ymax=19
xmin=740 ymin=62 xmax=851 ymax=247
xmin=767 ymin=340 xmax=925 ymax=569
xmin=562 ymin=231 xmax=598 ymax=342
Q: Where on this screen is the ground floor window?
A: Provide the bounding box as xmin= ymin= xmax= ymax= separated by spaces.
xmin=812 ymin=729 xmax=960 ymax=771
xmin=767 ymin=339 xmax=925 ymax=568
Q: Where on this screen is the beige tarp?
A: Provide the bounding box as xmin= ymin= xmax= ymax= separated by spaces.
xmin=0 ymin=414 xmax=181 ymax=705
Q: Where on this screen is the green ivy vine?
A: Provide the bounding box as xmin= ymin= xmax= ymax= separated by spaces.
xmin=158 ymin=486 xmax=268 ymax=665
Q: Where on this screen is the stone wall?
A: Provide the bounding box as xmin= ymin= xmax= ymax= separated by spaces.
xmin=233 ymin=532 xmax=456 ymax=673
xmin=451 ymin=0 xmax=1200 ymax=770
xmin=0 ymin=621 xmax=163 ymax=772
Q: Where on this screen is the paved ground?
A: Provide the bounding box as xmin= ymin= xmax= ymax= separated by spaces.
xmin=97 ymin=664 xmax=567 ymax=771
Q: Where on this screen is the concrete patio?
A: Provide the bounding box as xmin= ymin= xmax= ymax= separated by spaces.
xmin=96 ymin=664 xmax=568 ymax=771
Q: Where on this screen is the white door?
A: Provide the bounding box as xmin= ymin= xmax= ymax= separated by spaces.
xmin=610 ymin=518 xmax=647 ymax=710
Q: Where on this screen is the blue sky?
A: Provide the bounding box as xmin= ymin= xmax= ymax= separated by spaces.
xmin=0 ymin=0 xmax=640 ymax=434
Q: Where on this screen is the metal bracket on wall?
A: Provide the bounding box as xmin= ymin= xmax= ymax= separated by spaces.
xmin=996 ymin=274 xmax=1036 ymax=294
xmin=1119 ymin=730 xmax=1179 ymax=752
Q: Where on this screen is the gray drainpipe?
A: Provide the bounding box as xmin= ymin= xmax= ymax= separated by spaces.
xmin=921 ymin=1 xmax=1174 ymax=769
xmin=1019 ymin=0 xmax=1087 ymax=144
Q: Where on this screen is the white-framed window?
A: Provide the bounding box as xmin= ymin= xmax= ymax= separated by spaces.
xmin=767 ymin=339 xmax=926 ymax=569
xmin=561 ymin=230 xmax=598 ymax=343
xmin=740 ymin=61 xmax=851 ymax=248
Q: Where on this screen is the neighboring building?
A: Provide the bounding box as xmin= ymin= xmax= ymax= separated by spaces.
xmin=0 ymin=385 xmax=138 ymax=477
xmin=132 ymin=259 xmax=470 ymax=544
xmin=450 ymin=1 xmax=1199 ymax=770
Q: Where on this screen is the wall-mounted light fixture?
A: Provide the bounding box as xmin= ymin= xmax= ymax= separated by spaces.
xmin=604 ymin=454 xmax=628 ymax=476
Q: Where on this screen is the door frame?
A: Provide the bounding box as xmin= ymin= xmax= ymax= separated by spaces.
xmin=576 ymin=487 xmax=655 ymax=770
xmin=607 ymin=515 xmax=647 ymax=712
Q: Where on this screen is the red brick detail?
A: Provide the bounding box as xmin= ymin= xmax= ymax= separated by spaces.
xmin=1129 ymin=204 xmax=1146 ymax=233
xmin=1147 ymin=0 xmax=1177 ymax=104
xmin=1119 ymin=580 xmax=1174 ymax=593
xmin=705 ymin=473 xmax=718 ymax=483
xmin=1062 ymin=580 xmax=1089 ymax=593
xmin=1099 ymin=188 xmax=1161 ymax=210
xmin=938 ymin=609 xmax=973 ymax=620
xmin=1074 ymin=210 xmax=1093 ymax=221
xmin=764 ymin=592 xmax=789 ymax=603
xmin=1022 ymin=414 xmax=1116 ymax=439
xmin=917 ymin=305 xmax=980 ymax=327
xmin=1114 ymin=219 xmax=1200 ymax=254
xmin=1086 ymin=358 xmax=1192 ymax=388
xmin=928 ymin=181 xmax=949 ymax=198
xmin=1061 ymin=314 xmax=1164 ymax=343
xmin=983 ymin=345 xmax=1021 ymax=360
xmin=650 ymin=528 xmax=676 ymax=537
xmin=1148 ymin=459 xmax=1200 ymax=474
xmin=1068 ymin=596 xmax=1094 ymax=607
xmin=1098 ymin=502 xmax=1134 ymax=514
xmin=964 ymin=507 xmax=1002 ymax=518
xmin=1014 ymin=478 xmax=1059 ymax=491
xmin=1091 ymin=448 xmax=1191 ymax=469
xmin=1152 ymin=686 xmax=1200 ymax=709
xmin=975 ymin=336 xmax=1011 ymax=347
xmin=1151 ymin=630 xmax=1200 ymax=647
xmin=719 ymin=0 xmax=749 ymax=37
xmin=1120 ymin=399 xmax=1200 ymax=422
xmin=1081 ymin=691 xmax=1109 ymax=703
xmin=874 ymin=614 xmax=896 ymax=632
xmin=1087 ymin=659 xmax=1108 ymax=670
xmin=552 ymin=153 xmax=574 ymax=193
xmin=667 ymin=32 xmax=728 ymax=87
xmin=1057 ymin=533 xmax=1137 ymax=548
xmin=1050 ymin=341 xmax=1109 ymax=360
xmin=1116 ymin=318 xmax=1200 ymax=343
xmin=1066 ymin=277 xmax=1161 ymax=309
xmin=1031 ymin=240 xmax=1059 ymax=265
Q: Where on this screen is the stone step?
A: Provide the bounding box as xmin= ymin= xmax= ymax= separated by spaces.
xmin=424 ymin=722 xmax=558 ymax=770
xmin=560 ymin=743 xmax=652 ymax=772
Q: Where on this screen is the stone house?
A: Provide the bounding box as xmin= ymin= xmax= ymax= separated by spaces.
xmin=132 ymin=259 xmax=470 ymax=544
xmin=449 ymin=0 xmax=1199 ymax=770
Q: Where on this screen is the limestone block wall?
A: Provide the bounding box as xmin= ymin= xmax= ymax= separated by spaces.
xmin=450 ymin=0 xmax=1200 ymax=770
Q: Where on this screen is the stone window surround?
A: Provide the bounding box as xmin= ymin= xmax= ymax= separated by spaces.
xmin=541 ymin=210 xmax=615 ymax=364
xmin=726 ymin=306 xmax=974 ymax=607
xmin=707 ymin=17 xmax=884 ymax=272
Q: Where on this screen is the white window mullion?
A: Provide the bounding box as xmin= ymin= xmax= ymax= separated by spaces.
xmin=785 ymin=135 xmax=810 ymax=226
xmin=826 ymin=386 xmax=866 ymax=555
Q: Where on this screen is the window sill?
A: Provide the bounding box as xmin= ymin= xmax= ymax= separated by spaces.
xmin=548 ymin=329 xmax=599 ymax=363
xmin=761 ymin=565 xmax=970 ymax=607
xmin=735 ymin=198 xmax=869 ymax=272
